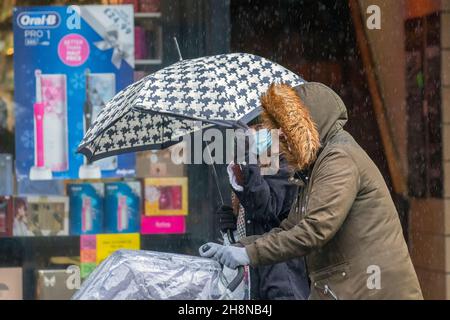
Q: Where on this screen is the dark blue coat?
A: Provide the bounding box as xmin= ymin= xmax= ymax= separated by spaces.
xmin=233 ymin=157 xmax=310 ymax=300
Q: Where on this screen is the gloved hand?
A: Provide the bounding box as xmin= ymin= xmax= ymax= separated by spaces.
xmin=199 ymin=242 xmax=250 ymax=269
xmin=217 ymin=205 xmax=237 ymax=232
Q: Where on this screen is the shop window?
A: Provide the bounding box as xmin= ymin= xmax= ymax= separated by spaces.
xmin=405 ymin=13 xmax=442 ymax=198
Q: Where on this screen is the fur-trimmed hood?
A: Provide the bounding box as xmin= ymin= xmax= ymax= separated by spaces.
xmin=260 ymin=82 xmax=348 ymax=170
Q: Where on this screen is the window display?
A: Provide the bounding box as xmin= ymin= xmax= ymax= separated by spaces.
xmin=0 ymin=0 xmax=224 ymax=300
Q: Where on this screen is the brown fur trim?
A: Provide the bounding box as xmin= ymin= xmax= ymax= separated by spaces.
xmin=260 ymin=83 xmax=320 ymax=170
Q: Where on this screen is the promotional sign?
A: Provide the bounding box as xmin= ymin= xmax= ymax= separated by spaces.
xmin=80 ymin=233 xmax=140 ymax=278
xmin=141 ymin=215 xmax=186 ymax=234
xmin=13 ymin=5 xmax=135 ymax=180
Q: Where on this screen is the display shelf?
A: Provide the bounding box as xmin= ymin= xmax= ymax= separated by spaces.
xmin=135 ymin=58 xmax=163 ymax=65
xmin=135 ymin=12 xmax=161 ymax=19
xmin=0 ymin=233 xmax=193 ymax=242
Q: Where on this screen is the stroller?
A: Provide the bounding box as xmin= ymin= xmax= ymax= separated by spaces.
xmin=72 ymin=249 xmax=245 ymax=300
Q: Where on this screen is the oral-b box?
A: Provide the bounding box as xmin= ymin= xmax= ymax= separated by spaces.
xmin=13 ymin=5 xmax=136 ymax=180
xmin=67 ymin=183 xmax=104 ymax=235
xmin=104 ymin=181 xmax=141 ymax=233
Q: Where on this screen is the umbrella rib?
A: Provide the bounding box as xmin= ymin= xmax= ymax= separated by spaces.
xmin=132 ymin=106 xmax=236 ymax=128
xmin=77 ymin=109 xmax=132 ymax=151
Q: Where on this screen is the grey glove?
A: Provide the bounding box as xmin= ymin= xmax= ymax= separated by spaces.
xmin=199 ymin=242 xmax=250 ymax=269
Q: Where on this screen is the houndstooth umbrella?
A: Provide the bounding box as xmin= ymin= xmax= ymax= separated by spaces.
xmin=77 ymin=53 xmax=304 ymax=162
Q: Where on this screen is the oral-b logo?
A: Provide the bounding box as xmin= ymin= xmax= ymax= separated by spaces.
xmin=17 ymin=11 xmax=60 ymax=29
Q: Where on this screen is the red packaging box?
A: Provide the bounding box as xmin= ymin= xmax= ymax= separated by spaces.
xmin=134 ymin=26 xmax=148 ymax=59
xmin=0 ymin=196 xmax=13 ymax=237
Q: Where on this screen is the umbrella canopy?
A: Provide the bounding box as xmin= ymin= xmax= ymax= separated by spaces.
xmin=77 ymin=53 xmax=304 ymax=162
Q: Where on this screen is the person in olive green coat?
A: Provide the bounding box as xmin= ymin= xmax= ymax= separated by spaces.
xmin=201 ymin=82 xmax=423 ymax=300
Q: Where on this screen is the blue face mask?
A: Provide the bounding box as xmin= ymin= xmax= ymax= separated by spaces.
xmin=254 ymin=128 xmax=272 ymax=155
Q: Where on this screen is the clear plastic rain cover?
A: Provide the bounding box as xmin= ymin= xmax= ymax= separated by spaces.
xmin=72 ymin=249 xmax=244 ymax=300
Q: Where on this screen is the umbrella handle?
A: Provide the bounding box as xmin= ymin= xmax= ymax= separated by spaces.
xmin=226 ymin=266 xmax=245 ymax=293
xmin=205 ymin=143 xmax=224 ymax=205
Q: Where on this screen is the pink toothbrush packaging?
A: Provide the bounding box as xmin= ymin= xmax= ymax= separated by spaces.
xmin=67 ymin=183 xmax=104 ymax=235
xmin=40 ymin=73 xmax=69 ymax=172
xmin=104 ymin=181 xmax=141 ymax=233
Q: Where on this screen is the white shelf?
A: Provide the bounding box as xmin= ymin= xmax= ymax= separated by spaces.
xmin=135 ymin=12 xmax=162 ymax=19
xmin=135 ymin=59 xmax=163 ymax=65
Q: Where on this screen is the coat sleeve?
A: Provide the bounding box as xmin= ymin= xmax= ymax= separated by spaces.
xmin=234 ymin=157 xmax=296 ymax=227
xmin=244 ymin=149 xmax=360 ymax=266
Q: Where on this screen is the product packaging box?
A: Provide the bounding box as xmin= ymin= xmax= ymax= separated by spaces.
xmin=13 ymin=5 xmax=135 ymax=180
xmin=144 ymin=177 xmax=188 ymax=216
xmin=0 ymin=196 xmax=13 ymax=237
xmin=12 ymin=196 xmax=69 ymax=236
xmin=145 ymin=24 xmax=162 ymax=60
xmin=134 ymin=26 xmax=148 ymax=59
xmin=0 ymin=268 xmax=23 ymax=300
xmin=67 ymin=183 xmax=104 ymax=235
xmin=104 ymin=181 xmax=141 ymax=233
xmin=82 ymin=71 xmax=118 ymax=173
xmin=0 ymin=154 xmax=13 ymax=195
xmin=36 ymin=269 xmax=77 ymax=300
xmin=136 ymin=149 xmax=185 ymax=178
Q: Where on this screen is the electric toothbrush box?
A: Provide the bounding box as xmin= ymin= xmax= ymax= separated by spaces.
xmin=13 ymin=5 xmax=136 ymax=181
xmin=67 ymin=183 xmax=104 ymax=235
xmin=0 ymin=196 xmax=13 ymax=237
xmin=104 ymin=181 xmax=141 ymax=233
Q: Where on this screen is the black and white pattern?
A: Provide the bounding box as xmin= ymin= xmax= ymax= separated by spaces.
xmin=78 ymin=53 xmax=304 ymax=161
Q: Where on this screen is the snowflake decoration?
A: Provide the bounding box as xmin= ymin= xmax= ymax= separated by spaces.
xmin=70 ymin=72 xmax=86 ymax=91
xmin=20 ymin=129 xmax=34 ymax=149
